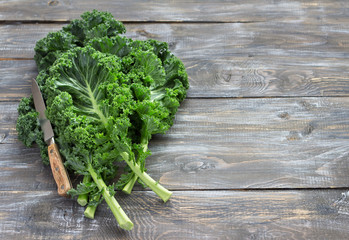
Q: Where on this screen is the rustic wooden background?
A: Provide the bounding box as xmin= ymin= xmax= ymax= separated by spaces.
xmin=1 ymin=1 xmax=349 ymax=239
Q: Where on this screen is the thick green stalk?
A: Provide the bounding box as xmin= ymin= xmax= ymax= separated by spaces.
xmin=84 ymin=194 xmax=101 ymax=219
xmin=87 ymin=164 xmax=133 ymax=230
xmin=77 ymin=175 xmax=91 ymax=206
xmin=121 ymin=137 xmax=148 ymax=194
xmin=122 ymin=173 xmax=138 ymax=194
xmin=120 ymin=152 xmax=172 ymax=203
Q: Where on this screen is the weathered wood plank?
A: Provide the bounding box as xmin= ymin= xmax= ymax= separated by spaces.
xmin=0 ymin=23 xmax=349 ymax=100
xmin=1 ymin=97 xmax=348 ymax=190
xmin=3 ymin=22 xmax=349 ymax=59
xmin=1 ymin=189 xmax=349 ymax=239
xmin=0 ymin=60 xmax=35 ymax=101
xmin=2 ymin=57 xmax=349 ymax=101
xmin=0 ymin=102 xmax=18 ymax=144
xmin=1 ymin=0 xmax=348 ymax=23
xmin=2 ymin=22 xmax=349 ymax=99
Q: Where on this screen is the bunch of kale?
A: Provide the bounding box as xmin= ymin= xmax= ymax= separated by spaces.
xmin=16 ymin=10 xmax=188 ymax=230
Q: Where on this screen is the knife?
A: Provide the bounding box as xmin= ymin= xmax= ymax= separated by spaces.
xmin=31 ymin=79 xmax=72 ymax=197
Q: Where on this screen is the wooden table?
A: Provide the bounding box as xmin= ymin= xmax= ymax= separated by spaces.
xmin=1 ymin=1 xmax=349 ymax=239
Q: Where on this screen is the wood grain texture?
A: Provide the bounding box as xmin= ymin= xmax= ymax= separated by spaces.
xmin=1 ymin=57 xmax=349 ymax=101
xmin=0 ymin=0 xmax=349 ymax=23
xmin=2 ymin=21 xmax=349 ymax=98
xmin=0 ymin=102 xmax=18 ymax=143
xmin=1 ymin=97 xmax=348 ymax=190
xmin=1 ymin=189 xmax=349 ymax=239
xmin=0 ymin=61 xmax=36 ymax=101
xmin=3 ymin=20 xmax=349 ymax=60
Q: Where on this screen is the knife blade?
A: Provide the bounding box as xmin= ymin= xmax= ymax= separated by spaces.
xmin=31 ymin=79 xmax=72 ymax=197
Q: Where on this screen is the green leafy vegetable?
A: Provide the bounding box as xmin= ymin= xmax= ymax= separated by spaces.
xmin=16 ymin=10 xmax=188 ymax=231
xmin=16 ymin=97 xmax=49 ymax=164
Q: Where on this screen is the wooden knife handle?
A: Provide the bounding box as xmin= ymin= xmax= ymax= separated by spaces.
xmin=48 ymin=143 xmax=72 ymax=197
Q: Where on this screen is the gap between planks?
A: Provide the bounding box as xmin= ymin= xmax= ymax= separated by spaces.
xmin=0 ymin=20 xmax=265 ymax=25
xmin=2 ymin=96 xmax=349 ymax=103
xmin=0 ymin=58 xmax=32 ymax=61
xmin=1 ymin=187 xmax=349 ymax=194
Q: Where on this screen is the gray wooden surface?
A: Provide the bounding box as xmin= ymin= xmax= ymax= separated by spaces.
xmin=1 ymin=1 xmax=349 ymax=239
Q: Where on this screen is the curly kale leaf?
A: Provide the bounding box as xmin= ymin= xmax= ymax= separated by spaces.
xmin=16 ymin=97 xmax=49 ymax=164
xmin=89 ymin=35 xmax=132 ymax=57
xmin=34 ymin=31 xmax=78 ymax=72
xmin=44 ymin=47 xmax=133 ymax=179
xmin=35 ymin=46 xmax=135 ymax=229
xmin=63 ymin=9 xmax=126 ymax=44
xmin=34 ymin=10 xmax=125 ymax=73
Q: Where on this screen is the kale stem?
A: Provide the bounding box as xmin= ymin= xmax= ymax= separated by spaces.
xmin=120 ymin=152 xmax=172 ymax=202
xmin=84 ymin=194 xmax=100 ymax=219
xmin=87 ymin=163 xmax=133 ymax=230
xmin=121 ymin=137 xmax=148 ymax=194
xmin=122 ymin=173 xmax=138 ymax=194
xmin=77 ymin=175 xmax=91 ymax=206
